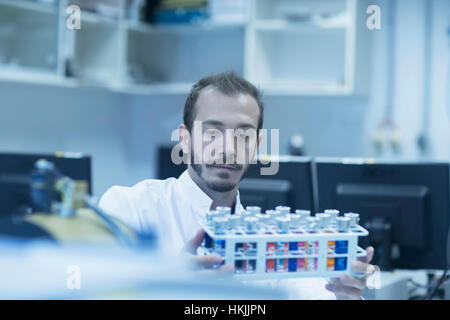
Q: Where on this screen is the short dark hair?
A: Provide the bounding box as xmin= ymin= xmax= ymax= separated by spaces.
xmin=183 ymin=72 xmax=264 ymax=132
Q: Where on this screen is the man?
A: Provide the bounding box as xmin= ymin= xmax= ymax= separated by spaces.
xmin=99 ymin=72 xmax=375 ymax=299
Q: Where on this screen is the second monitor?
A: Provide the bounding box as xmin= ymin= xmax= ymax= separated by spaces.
xmin=315 ymin=158 xmax=450 ymax=270
xmin=240 ymin=156 xmax=314 ymax=212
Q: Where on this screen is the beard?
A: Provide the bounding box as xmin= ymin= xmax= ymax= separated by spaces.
xmin=190 ymin=152 xmax=250 ymax=192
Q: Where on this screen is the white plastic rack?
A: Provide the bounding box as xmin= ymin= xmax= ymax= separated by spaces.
xmin=199 ymin=206 xmax=368 ymax=280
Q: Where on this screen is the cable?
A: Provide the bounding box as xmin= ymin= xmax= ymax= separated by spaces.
xmin=427 ymin=268 xmax=449 ymax=300
xmin=85 ymin=196 xmax=136 ymax=248
xmin=408 ymin=278 xmax=428 ymax=289
xmin=446 ymin=26 xmax=450 ymax=121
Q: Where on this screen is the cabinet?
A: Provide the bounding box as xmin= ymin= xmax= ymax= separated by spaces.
xmin=0 ymin=0 xmax=370 ymax=95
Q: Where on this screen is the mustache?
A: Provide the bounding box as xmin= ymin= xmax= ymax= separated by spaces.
xmin=190 ymin=152 xmax=247 ymax=169
xmin=205 ymin=158 xmax=244 ymax=170
xmin=206 ymin=163 xmax=243 ymax=170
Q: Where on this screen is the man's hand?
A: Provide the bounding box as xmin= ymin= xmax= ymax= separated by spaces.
xmin=182 ymin=229 xmax=234 ymax=274
xmin=325 ymin=246 xmax=377 ymax=300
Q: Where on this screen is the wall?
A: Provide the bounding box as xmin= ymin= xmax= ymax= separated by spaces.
xmin=363 ymin=0 xmax=450 ymax=160
xmin=0 ymin=82 xmax=134 ymax=196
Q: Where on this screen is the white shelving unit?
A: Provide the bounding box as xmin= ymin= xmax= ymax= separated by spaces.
xmin=0 ymin=0 xmax=371 ymax=96
xmin=246 ymin=0 xmax=370 ymax=95
xmin=0 ymin=0 xmax=60 ymax=83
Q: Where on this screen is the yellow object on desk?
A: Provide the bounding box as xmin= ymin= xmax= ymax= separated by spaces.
xmin=23 ymin=208 xmax=137 ymax=246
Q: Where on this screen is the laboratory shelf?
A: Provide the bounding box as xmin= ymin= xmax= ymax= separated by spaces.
xmin=0 ymin=0 xmax=371 ymax=97
xmin=0 ymin=0 xmax=57 ymax=15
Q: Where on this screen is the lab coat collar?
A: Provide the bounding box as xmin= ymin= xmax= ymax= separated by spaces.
xmin=176 ymin=170 xmax=243 ymax=218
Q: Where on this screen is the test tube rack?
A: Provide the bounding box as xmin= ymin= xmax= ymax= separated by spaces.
xmin=199 ymin=206 xmax=369 ymax=280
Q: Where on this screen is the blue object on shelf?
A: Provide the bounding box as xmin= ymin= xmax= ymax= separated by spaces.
xmin=155 ymin=7 xmax=208 ymax=24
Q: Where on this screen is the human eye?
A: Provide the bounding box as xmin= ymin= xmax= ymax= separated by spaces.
xmin=204 ymin=128 xmax=222 ymax=138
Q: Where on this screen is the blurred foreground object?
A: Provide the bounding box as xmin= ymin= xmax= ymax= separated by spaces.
xmin=0 ymin=238 xmax=286 ymax=299
xmin=1 ymin=158 xmax=155 ymax=249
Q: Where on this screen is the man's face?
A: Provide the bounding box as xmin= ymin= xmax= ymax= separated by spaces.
xmin=183 ymin=86 xmax=260 ymax=192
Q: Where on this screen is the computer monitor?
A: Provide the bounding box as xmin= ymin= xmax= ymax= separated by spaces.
xmin=240 ymin=156 xmax=315 ymax=212
xmin=315 ymin=158 xmax=450 ymax=270
xmin=158 ymin=145 xmax=186 ymax=179
xmin=0 ymin=152 xmax=92 ymax=218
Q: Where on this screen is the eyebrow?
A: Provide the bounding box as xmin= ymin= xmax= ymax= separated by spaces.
xmin=202 ymin=120 xmax=256 ymax=129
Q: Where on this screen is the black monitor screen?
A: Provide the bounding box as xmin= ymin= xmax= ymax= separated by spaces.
xmin=316 ymin=158 xmax=450 ymax=270
xmin=158 ymin=145 xmax=186 ymax=179
xmin=0 ymin=152 xmax=91 ymax=218
xmin=241 ymin=157 xmax=314 ymax=212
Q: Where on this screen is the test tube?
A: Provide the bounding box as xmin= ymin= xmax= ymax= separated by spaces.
xmin=344 ymin=212 xmax=360 ymax=227
xmin=213 ymin=216 xmax=228 ymax=234
xmin=276 ymin=216 xmax=290 ymax=233
xmin=246 ymin=206 xmax=261 ymax=215
xmin=305 ymin=217 xmax=319 ymax=233
xmin=289 ymin=214 xmax=302 ymax=229
xmin=337 ymin=217 xmax=351 ymax=232
xmin=275 ymin=206 xmax=291 ymax=215
xmin=245 ymin=217 xmax=258 ymax=234
xmin=216 ymin=206 xmax=231 ymax=217
xmin=324 ymin=209 xmax=339 ymax=223
xmin=229 ymin=214 xmax=242 ymax=230
xmin=316 ymin=213 xmax=331 ymax=229
xmin=206 ymin=209 xmax=219 ymax=223
xmin=256 ymin=213 xmax=271 ymax=229
xmin=266 ymin=209 xmax=281 ymax=226
xmin=295 ymin=210 xmax=311 ymax=225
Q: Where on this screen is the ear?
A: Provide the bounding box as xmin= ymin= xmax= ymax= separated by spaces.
xmin=179 ymin=124 xmax=191 ymax=154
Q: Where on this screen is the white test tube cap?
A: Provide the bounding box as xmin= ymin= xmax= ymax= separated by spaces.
xmin=324 ymin=209 xmax=339 ymax=221
xmin=337 ymin=217 xmax=351 ymax=232
xmin=275 ymin=206 xmax=291 ymax=215
xmin=246 ymin=206 xmax=261 ymax=214
xmin=216 ymin=206 xmax=231 ymax=216
xmin=344 ymin=212 xmax=360 ymax=227
xmin=295 ymin=209 xmax=311 ymax=221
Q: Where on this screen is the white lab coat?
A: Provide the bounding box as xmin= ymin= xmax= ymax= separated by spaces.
xmin=99 ymin=170 xmax=335 ymax=299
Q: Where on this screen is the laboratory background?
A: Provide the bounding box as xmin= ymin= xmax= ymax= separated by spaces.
xmin=0 ymin=0 xmax=449 ymax=301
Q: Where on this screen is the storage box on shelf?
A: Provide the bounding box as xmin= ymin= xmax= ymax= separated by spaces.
xmin=0 ymin=0 xmax=370 ymax=96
